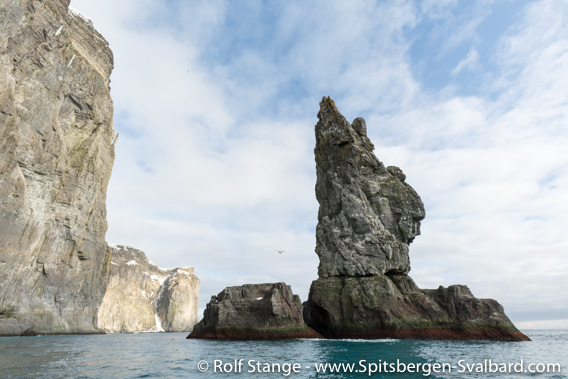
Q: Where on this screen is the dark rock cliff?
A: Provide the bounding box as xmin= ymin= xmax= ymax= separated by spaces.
xmin=303 ymin=97 xmax=529 ymax=341
xmin=0 ymin=0 xmax=115 ymax=335
xmin=187 ymin=283 xmax=320 ymax=340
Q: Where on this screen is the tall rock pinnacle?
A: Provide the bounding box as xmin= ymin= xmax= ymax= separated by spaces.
xmin=304 ymin=97 xmax=529 ymax=341
xmin=315 ymin=97 xmax=424 ymax=278
xmin=0 ymin=0 xmax=115 ymax=335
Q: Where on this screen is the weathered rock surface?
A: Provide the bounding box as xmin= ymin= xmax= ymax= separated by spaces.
xmin=1 ymin=0 xmax=115 ymax=335
xmin=156 ymin=267 xmax=200 ymax=332
xmin=313 ymin=98 xmax=424 ymax=278
xmin=188 ymin=283 xmax=321 ymax=340
xmin=305 ymin=275 xmax=528 ymax=340
xmin=303 ymin=97 xmax=529 ymax=341
xmin=98 ymin=245 xmax=200 ymax=333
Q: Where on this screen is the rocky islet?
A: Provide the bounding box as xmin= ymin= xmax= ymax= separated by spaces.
xmin=187 ymin=98 xmax=528 ymax=341
xmin=187 ymin=283 xmax=320 ymax=340
xmin=302 ymin=97 xmax=529 ymax=341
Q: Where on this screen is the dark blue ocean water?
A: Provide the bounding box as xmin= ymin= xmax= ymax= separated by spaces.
xmin=0 ymin=330 xmax=566 ymax=378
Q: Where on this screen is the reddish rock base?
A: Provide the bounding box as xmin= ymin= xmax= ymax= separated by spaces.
xmin=187 ymin=327 xmax=322 ymax=340
xmin=311 ymin=328 xmax=530 ymax=341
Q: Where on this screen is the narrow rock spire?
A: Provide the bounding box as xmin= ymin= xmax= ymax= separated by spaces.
xmin=314 ymin=96 xmax=425 ymax=278
xmin=304 ymin=97 xmax=529 ymax=341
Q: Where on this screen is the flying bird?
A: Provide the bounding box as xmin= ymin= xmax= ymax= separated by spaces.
xmin=276 ymin=250 xmax=285 ymax=254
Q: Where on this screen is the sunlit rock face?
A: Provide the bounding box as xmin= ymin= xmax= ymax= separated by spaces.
xmin=304 ymin=97 xmax=529 ymax=341
xmin=98 ymin=245 xmax=200 ymax=333
xmin=0 ymin=0 xmax=115 ymax=335
xmin=156 ymin=267 xmax=200 ymax=332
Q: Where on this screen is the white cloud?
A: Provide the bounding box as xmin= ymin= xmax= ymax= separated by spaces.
xmin=368 ymin=0 xmax=568 ymax=326
xmin=421 ymin=0 xmax=458 ymax=19
xmin=451 ymin=48 xmax=480 ymax=75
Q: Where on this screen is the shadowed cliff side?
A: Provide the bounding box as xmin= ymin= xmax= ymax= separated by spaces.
xmin=0 ymin=0 xmax=115 ymax=335
xmin=303 ymin=97 xmax=529 ymax=341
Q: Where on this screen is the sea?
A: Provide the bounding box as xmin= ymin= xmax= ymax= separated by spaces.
xmin=0 ymin=330 xmax=566 ymax=378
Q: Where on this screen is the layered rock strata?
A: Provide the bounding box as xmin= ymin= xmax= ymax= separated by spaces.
xmin=0 ymin=0 xmax=115 ymax=335
xmin=303 ymin=97 xmax=529 ymax=341
xmin=98 ymin=245 xmax=200 ymax=333
xmin=187 ymin=283 xmax=321 ymax=340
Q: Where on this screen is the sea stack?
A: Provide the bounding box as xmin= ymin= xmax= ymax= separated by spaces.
xmin=187 ymin=283 xmax=321 ymax=340
xmin=303 ymin=97 xmax=529 ymax=341
xmin=0 ymin=0 xmax=115 ymax=335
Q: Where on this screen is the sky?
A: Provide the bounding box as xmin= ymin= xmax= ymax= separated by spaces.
xmin=69 ymin=0 xmax=568 ymax=330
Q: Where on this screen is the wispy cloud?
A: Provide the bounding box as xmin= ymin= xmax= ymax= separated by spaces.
xmin=451 ymin=47 xmax=480 ymax=75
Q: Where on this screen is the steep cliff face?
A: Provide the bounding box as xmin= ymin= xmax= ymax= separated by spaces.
xmin=304 ymin=97 xmax=529 ymax=341
xmin=188 ymin=283 xmax=320 ymax=340
xmin=156 ymin=267 xmax=200 ymax=332
xmin=98 ymin=245 xmax=200 ymax=333
xmin=314 ymin=97 xmax=424 ymax=278
xmin=0 ymin=0 xmax=115 ymax=335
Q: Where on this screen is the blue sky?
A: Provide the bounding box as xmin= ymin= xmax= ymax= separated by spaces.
xmin=70 ymin=0 xmax=568 ymax=329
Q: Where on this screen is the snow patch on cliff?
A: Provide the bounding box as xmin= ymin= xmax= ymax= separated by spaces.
xmin=154 ymin=313 xmax=165 ymax=332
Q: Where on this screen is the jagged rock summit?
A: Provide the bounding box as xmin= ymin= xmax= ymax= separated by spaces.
xmin=303 ymin=97 xmax=529 ymax=341
xmin=187 ymin=283 xmax=321 ymax=340
xmin=97 ymin=245 xmax=200 ymax=333
xmin=313 ymin=97 xmax=425 ymax=278
xmin=1 ymin=0 xmax=115 ymax=335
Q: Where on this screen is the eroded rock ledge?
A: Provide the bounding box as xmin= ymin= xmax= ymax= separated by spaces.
xmin=187 ymin=283 xmax=320 ymax=340
xmin=303 ymin=97 xmax=529 ymax=341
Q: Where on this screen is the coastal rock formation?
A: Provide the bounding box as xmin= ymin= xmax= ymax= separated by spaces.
xmin=303 ymin=97 xmax=529 ymax=341
xmin=188 ymin=283 xmax=320 ymax=340
xmin=156 ymin=267 xmax=200 ymax=332
xmin=98 ymin=245 xmax=200 ymax=333
xmin=0 ymin=0 xmax=115 ymax=335
xmin=313 ymin=98 xmax=424 ymax=278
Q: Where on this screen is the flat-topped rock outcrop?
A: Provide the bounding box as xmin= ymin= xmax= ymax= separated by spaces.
xmin=0 ymin=0 xmax=115 ymax=335
xmin=187 ymin=283 xmax=320 ymax=340
xmin=303 ymin=97 xmax=529 ymax=341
